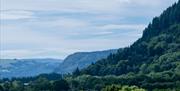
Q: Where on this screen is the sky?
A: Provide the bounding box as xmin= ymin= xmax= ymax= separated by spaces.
xmin=0 ymin=0 xmax=178 ymax=59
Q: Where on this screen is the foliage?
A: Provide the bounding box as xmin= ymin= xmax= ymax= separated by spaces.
xmin=53 ymin=79 xmax=70 ymax=91
xmin=102 ymin=85 xmax=146 ymax=91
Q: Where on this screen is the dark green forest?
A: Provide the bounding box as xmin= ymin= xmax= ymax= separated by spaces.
xmin=0 ymin=0 xmax=180 ymax=91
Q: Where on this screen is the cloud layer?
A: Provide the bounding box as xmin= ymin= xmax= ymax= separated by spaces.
xmin=0 ymin=0 xmax=178 ymax=59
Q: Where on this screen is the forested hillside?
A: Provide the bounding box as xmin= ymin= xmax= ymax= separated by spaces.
xmin=74 ymin=0 xmax=180 ymax=90
xmin=81 ymin=0 xmax=180 ymax=76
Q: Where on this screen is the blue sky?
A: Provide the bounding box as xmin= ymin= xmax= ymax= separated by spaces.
xmin=0 ymin=0 xmax=178 ymax=59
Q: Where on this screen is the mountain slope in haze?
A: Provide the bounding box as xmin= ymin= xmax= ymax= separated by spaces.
xmin=55 ymin=49 xmax=118 ymax=74
xmin=0 ymin=59 xmax=62 ymax=78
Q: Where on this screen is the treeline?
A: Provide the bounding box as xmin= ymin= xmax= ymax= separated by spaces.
xmin=1 ymin=73 xmax=179 ymax=91
xmin=0 ymin=76 xmax=69 ymax=91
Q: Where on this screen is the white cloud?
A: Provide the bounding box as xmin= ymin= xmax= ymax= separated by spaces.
xmin=98 ymin=24 xmax=146 ymax=30
xmin=0 ymin=50 xmax=40 ymax=58
xmin=92 ymin=31 xmax=114 ymax=36
xmin=32 ymin=17 xmax=89 ymax=29
xmin=1 ymin=0 xmax=177 ymax=14
xmin=0 ymin=49 xmax=69 ymax=59
xmin=0 ymin=0 xmax=128 ymax=13
xmin=0 ymin=25 xmax=66 ymax=47
xmin=0 ymin=38 xmax=135 ymax=59
xmin=0 ymin=10 xmax=35 ymax=20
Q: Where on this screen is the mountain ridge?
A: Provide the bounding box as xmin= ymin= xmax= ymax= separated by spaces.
xmin=55 ymin=49 xmax=118 ymax=74
xmin=0 ymin=58 xmax=62 ymax=78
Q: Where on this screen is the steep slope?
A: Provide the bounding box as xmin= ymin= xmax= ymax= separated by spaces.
xmin=81 ymin=0 xmax=180 ymax=76
xmin=0 ymin=59 xmax=62 ymax=78
xmin=55 ymin=49 xmax=118 ymax=74
xmin=63 ymin=1 xmax=180 ymax=90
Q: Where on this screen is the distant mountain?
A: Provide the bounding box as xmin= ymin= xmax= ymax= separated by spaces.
xmin=0 ymin=59 xmax=62 ymax=78
xmin=54 ymin=49 xmax=118 ymax=74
